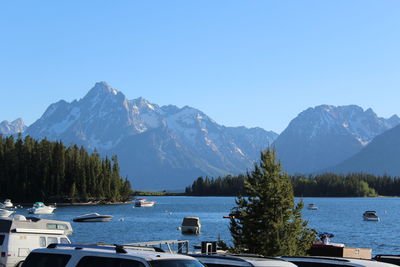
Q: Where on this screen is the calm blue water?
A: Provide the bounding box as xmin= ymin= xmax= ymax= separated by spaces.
xmin=14 ymin=197 xmax=400 ymax=255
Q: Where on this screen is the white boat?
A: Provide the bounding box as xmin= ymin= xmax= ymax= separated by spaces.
xmin=181 ymin=216 xmax=201 ymax=234
xmin=307 ymin=203 xmax=318 ymax=210
xmin=2 ymin=199 xmax=13 ymax=208
xmin=73 ymin=213 xmax=113 ymax=222
xmin=363 ymin=210 xmax=379 ymax=221
xmin=28 ymin=202 xmax=56 ymax=215
xmin=0 ymin=208 xmax=15 ymax=217
xmin=134 ymin=198 xmax=156 ymax=207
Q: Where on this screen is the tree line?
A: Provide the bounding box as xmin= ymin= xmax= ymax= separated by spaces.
xmin=0 ymin=135 xmax=132 ymax=203
xmin=186 ymin=172 xmax=400 ymax=197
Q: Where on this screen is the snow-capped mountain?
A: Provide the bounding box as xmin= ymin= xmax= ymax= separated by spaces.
xmin=273 ymin=105 xmax=400 ymax=174
xmin=0 ymin=118 xmax=26 ymax=135
xmin=26 ymin=82 xmax=278 ymax=190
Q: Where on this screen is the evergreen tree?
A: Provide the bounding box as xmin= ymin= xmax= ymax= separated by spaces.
xmin=229 ymin=148 xmax=315 ymax=256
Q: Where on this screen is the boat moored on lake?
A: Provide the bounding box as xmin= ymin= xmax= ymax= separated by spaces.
xmin=28 ymin=202 xmax=56 ymax=215
xmin=307 ymin=203 xmax=318 ymax=210
xmin=363 ymin=210 xmax=379 ymax=221
xmin=134 ymin=198 xmax=156 ymax=207
xmin=73 ymin=213 xmax=113 ymax=222
xmin=181 ymin=216 xmax=201 ymax=234
xmin=1 ymin=199 xmax=13 ymax=208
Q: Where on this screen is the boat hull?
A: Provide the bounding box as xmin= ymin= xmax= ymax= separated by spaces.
xmin=135 ymin=201 xmax=156 ymax=207
xmin=73 ymin=216 xmax=113 ymax=222
xmin=181 ymin=226 xmax=200 ymax=235
xmin=29 ymin=207 xmax=56 ymax=215
xmin=0 ymin=209 xmax=14 ymax=217
xmin=363 ymin=216 xmax=379 ymax=221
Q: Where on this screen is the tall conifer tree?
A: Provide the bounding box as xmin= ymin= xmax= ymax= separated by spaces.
xmin=229 ymin=148 xmax=315 ymax=256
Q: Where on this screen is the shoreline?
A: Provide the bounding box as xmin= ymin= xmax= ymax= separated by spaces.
xmin=17 ymin=201 xmax=133 ymax=207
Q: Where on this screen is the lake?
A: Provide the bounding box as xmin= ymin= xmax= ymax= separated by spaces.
xmin=16 ymin=196 xmax=400 ymax=255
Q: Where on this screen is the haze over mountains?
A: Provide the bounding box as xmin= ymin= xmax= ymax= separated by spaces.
xmin=1 ymin=82 xmax=400 ymax=189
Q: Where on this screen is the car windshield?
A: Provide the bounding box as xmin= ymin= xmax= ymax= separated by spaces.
xmin=151 ymin=259 xmax=205 ymax=267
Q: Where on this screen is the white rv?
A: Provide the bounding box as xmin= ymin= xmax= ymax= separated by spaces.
xmin=0 ymin=214 xmax=72 ymax=267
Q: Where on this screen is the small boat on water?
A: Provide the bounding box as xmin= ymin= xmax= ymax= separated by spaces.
xmin=307 ymin=203 xmax=318 ymax=210
xmin=363 ymin=210 xmax=379 ymax=221
xmin=28 ymin=202 xmax=56 ymax=215
xmin=0 ymin=209 xmax=15 ymax=217
xmin=134 ymin=198 xmax=156 ymax=207
xmin=73 ymin=213 xmax=113 ymax=222
xmin=181 ymin=216 xmax=201 ymax=234
xmin=1 ymin=199 xmax=13 ymax=208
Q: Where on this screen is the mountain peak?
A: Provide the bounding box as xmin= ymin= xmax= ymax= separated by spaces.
xmin=84 ymin=81 xmax=120 ymax=100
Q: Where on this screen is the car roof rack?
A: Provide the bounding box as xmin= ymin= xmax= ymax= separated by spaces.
xmin=47 ymin=243 xmax=127 ymax=254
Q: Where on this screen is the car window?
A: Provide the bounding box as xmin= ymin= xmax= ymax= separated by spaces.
xmin=291 ymin=261 xmax=345 ymax=267
xmin=151 ymin=259 xmax=205 ymax=267
xmin=77 ymin=256 xmax=146 ymax=267
xmin=22 ymin=252 xmax=71 ymax=267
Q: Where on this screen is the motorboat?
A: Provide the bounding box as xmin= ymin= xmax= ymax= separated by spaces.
xmin=2 ymin=199 xmax=13 ymax=208
xmin=307 ymin=203 xmax=318 ymax=210
xmin=181 ymin=216 xmax=201 ymax=234
xmin=363 ymin=210 xmax=379 ymax=221
xmin=28 ymin=202 xmax=56 ymax=215
xmin=0 ymin=209 xmax=15 ymax=217
xmin=73 ymin=213 xmax=113 ymax=222
xmin=134 ymin=198 xmax=156 ymax=207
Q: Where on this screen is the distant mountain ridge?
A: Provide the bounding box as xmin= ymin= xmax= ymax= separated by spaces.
xmin=328 ymin=124 xmax=400 ymax=176
xmin=0 ymin=118 xmax=26 ymax=135
xmin=273 ymin=105 xmax=400 ymax=174
xmin=23 ymin=82 xmax=278 ymax=190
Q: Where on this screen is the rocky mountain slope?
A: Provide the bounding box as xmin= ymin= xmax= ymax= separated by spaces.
xmin=273 ymin=105 xmax=400 ymax=174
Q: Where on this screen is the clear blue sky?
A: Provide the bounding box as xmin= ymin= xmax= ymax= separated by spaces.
xmin=1 ymin=1 xmax=399 ymax=133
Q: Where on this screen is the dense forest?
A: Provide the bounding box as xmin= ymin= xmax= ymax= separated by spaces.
xmin=186 ymin=173 xmax=400 ymax=197
xmin=0 ymin=135 xmax=132 ymax=203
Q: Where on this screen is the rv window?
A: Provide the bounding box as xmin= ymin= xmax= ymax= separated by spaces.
xmin=57 ymin=224 xmax=69 ymax=230
xmin=47 ymin=237 xmax=58 ymax=244
xmin=47 ymin=223 xmax=57 ymax=229
xmin=22 ymin=252 xmax=71 ymax=267
xmin=60 ymin=237 xmax=70 ymax=244
xmin=0 ymin=234 xmax=4 ymax=245
xmin=39 ymin=237 xmax=46 ymax=247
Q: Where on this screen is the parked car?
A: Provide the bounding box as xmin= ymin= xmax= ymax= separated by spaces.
xmin=191 ymin=253 xmax=297 ymax=267
xmin=21 ymin=243 xmax=206 ymax=267
xmin=281 ymin=256 xmax=399 ymax=267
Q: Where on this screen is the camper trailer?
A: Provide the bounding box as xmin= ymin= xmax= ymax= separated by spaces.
xmin=0 ymin=215 xmax=72 ymax=267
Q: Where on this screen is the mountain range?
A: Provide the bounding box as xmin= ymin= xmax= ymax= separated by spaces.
xmin=2 ymin=82 xmax=400 ymax=189
xmin=15 ymin=82 xmax=277 ymax=190
xmin=273 ymin=105 xmax=400 ymax=174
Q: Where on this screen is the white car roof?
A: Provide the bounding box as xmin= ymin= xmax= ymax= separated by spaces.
xmin=192 ymin=254 xmax=297 ymax=267
xmin=281 ymin=256 xmax=400 ymax=267
xmin=32 ymin=244 xmax=198 ymax=261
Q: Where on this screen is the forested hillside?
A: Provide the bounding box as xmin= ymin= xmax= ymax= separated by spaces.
xmin=186 ymin=173 xmax=400 ymax=197
xmin=0 ymin=135 xmax=132 ymax=203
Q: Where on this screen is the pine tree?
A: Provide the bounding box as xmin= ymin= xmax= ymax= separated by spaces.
xmin=229 ymin=148 xmax=316 ymax=256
